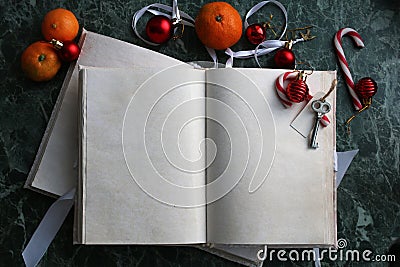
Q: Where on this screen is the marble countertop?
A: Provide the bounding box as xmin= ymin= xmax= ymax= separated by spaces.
xmin=0 ymin=0 xmax=399 ymax=266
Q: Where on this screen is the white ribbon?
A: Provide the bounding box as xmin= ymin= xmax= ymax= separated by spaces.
xmin=206 ymin=46 xmax=219 ymax=68
xmin=131 ymin=0 xmax=195 ymax=46
xmin=224 ymin=0 xmax=289 ymax=67
xmin=171 ymin=0 xmax=180 ymax=21
xmin=314 ymin=247 xmax=321 ymax=267
xmin=22 ymin=188 xmax=75 ymax=267
xmin=130 ymin=1 xmax=227 ymax=67
xmin=243 ymin=0 xmax=287 ymax=38
xmin=225 ymin=37 xmax=306 ymax=68
xmin=254 ymin=37 xmax=305 ymax=67
xmin=131 ymin=1 xmax=292 ymax=68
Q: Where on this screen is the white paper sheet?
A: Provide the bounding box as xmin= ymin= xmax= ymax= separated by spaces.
xmin=79 ymin=66 xmax=206 ymax=244
xmin=206 ymin=68 xmax=337 ymax=246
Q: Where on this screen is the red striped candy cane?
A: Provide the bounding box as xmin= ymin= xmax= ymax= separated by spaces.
xmin=334 ymin=28 xmax=364 ymax=110
xmin=320 ymin=115 xmax=330 ymax=127
xmin=275 ymin=71 xmax=330 ymax=126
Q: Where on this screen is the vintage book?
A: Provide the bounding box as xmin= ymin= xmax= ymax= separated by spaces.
xmin=76 ymin=65 xmax=336 ymax=248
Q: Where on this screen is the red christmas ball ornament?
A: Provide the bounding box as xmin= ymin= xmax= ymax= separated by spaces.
xmin=274 ymin=40 xmax=295 ymax=69
xmin=285 ymin=71 xmax=310 ymax=103
xmin=146 ymin=15 xmax=173 ymax=44
xmin=50 ymin=39 xmax=80 ymax=62
xmin=58 ymin=41 xmax=80 ymax=62
xmin=245 ymin=23 xmax=266 ymax=45
xmin=345 ymin=77 xmax=378 ymax=127
xmin=355 ymin=77 xmax=377 ymax=100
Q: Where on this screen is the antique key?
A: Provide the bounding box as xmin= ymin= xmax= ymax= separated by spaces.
xmin=310 ymin=100 xmax=331 ymax=149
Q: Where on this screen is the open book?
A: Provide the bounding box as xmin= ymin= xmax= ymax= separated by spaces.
xmin=76 ymin=64 xmax=336 ymax=246
xmin=24 ymin=30 xmax=336 ymax=266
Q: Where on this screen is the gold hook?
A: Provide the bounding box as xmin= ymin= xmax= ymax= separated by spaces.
xmin=261 ymin=14 xmax=284 ymax=38
xmin=345 ymin=98 xmax=372 ymax=134
xmin=171 ymin=19 xmax=185 ymax=40
xmin=300 ymin=29 xmax=316 ymax=41
xmin=289 ymin=25 xmax=313 ymax=31
xmin=285 ymin=26 xmax=316 ymax=41
xmin=295 ymin=62 xmax=314 ymax=76
xmin=291 ymin=69 xmax=312 ymax=82
xmin=264 ymin=22 xmax=278 ymax=37
xmin=305 ymin=69 xmax=314 ymax=76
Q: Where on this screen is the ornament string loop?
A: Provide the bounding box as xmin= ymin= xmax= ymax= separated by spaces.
xmin=320 ymin=79 xmax=337 ymax=102
xmin=132 ymin=0 xmax=195 ymax=46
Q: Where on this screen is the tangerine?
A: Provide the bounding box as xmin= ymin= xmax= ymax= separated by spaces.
xmin=195 ymin=2 xmax=242 ymax=50
xmin=21 ymin=41 xmax=62 ymax=82
xmin=41 ymin=8 xmax=79 ymax=42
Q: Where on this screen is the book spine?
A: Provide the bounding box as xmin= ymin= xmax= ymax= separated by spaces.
xmin=74 ymin=67 xmax=87 ymax=244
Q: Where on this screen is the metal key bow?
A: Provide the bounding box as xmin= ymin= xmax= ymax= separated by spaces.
xmin=310 ymin=100 xmax=331 ymax=149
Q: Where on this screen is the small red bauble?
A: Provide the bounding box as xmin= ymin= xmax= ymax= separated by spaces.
xmin=274 ymin=48 xmax=295 ymax=69
xmin=286 ymin=72 xmax=309 ymax=103
xmin=50 ymin=39 xmax=80 ymax=62
xmin=146 ymin=15 xmax=173 ymax=44
xmin=355 ymin=77 xmax=377 ymax=100
xmin=245 ymin=24 xmax=266 ymax=45
xmin=58 ymin=41 xmax=80 ymax=62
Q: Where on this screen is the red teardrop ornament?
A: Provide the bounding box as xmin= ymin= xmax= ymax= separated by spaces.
xmin=286 ymin=78 xmax=309 ymax=103
xmin=245 ymin=24 xmax=266 ymax=45
xmin=145 ymin=15 xmax=172 ymax=44
xmin=274 ymin=48 xmax=295 ymax=69
xmin=355 ymin=77 xmax=377 ymax=100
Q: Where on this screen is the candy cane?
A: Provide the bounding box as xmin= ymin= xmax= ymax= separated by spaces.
xmin=275 ymin=71 xmax=299 ymax=108
xmin=275 ymin=71 xmax=330 ymax=126
xmin=334 ymin=28 xmax=364 ymax=110
xmin=320 ymin=115 xmax=330 ymax=127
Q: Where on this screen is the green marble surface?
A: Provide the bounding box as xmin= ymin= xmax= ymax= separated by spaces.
xmin=0 ymin=0 xmax=399 ymax=266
